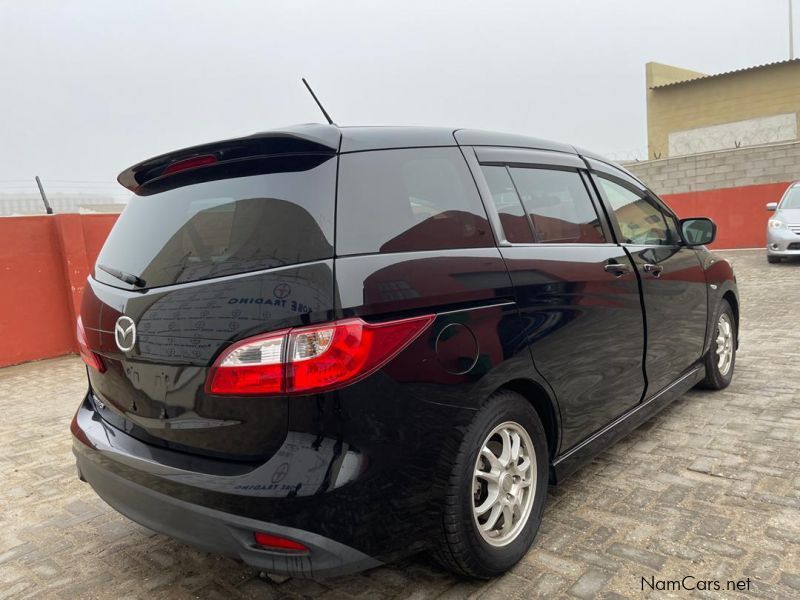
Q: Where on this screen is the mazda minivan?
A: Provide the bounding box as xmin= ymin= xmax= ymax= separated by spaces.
xmin=72 ymin=123 xmax=739 ymax=579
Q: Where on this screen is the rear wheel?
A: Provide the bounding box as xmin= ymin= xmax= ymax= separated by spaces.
xmin=699 ymin=299 xmax=737 ymax=390
xmin=434 ymin=390 xmax=548 ymax=578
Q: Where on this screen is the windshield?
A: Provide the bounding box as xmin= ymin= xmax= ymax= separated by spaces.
xmin=780 ymin=185 xmax=800 ymax=210
xmin=95 ymin=155 xmax=336 ymax=289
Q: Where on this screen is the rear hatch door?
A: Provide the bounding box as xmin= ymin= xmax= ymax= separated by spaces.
xmin=81 ymin=141 xmax=337 ymax=460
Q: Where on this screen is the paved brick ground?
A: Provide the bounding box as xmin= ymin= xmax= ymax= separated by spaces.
xmin=1 ymin=250 xmax=799 ymax=599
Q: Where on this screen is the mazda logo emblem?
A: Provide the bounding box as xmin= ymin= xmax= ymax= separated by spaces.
xmin=114 ymin=316 xmax=137 ymax=353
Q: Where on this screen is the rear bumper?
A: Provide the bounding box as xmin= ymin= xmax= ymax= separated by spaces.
xmin=71 ymin=396 xmax=381 ymax=578
xmin=74 ymin=449 xmax=380 ymax=578
xmin=71 ymin=372 xmax=476 ymax=574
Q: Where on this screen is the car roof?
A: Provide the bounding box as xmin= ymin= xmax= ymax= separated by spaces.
xmin=246 ymin=123 xmax=580 ymax=154
xmin=119 ymin=123 xmax=639 ymax=192
xmin=271 ymin=124 xmax=641 ymax=185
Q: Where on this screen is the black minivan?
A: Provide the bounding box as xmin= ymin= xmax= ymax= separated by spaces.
xmin=72 ymin=123 xmax=738 ymax=579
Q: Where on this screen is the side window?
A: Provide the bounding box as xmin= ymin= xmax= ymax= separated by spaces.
xmin=337 ymin=148 xmax=492 ymax=255
xmin=508 ymin=168 xmax=606 ymax=244
xmin=480 ymin=165 xmax=535 ymax=243
xmin=597 ymin=177 xmax=679 ymax=246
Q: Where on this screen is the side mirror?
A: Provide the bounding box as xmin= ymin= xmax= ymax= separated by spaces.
xmin=766 ymin=202 xmax=778 ymax=211
xmin=680 ymin=217 xmax=716 ymax=247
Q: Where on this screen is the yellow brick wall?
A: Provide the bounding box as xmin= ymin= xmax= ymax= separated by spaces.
xmin=646 ymin=61 xmax=800 ymax=159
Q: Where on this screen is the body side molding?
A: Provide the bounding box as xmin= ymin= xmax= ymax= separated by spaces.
xmin=551 ymin=365 xmax=704 ymax=483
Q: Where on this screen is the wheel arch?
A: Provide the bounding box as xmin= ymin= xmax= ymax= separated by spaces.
xmin=722 ymin=290 xmax=739 ymax=335
xmin=496 ymin=379 xmax=560 ymax=466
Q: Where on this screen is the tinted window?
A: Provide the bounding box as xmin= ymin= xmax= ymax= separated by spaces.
xmin=337 ymin=148 xmax=492 ymax=255
xmin=597 ymin=177 xmax=679 ymax=246
xmin=96 ymin=156 xmax=335 ymax=289
xmin=480 ymin=166 xmax=535 ymax=243
xmin=508 ymin=168 xmax=605 ymax=243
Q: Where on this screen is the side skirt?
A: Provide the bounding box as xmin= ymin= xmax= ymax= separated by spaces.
xmin=550 ymin=365 xmax=705 ymax=484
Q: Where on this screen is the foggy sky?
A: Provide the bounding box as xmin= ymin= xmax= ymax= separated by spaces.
xmin=0 ymin=0 xmax=796 ymax=198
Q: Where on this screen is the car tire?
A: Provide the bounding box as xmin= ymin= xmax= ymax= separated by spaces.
xmin=767 ymin=255 xmax=781 ymax=264
xmin=698 ymin=299 xmax=737 ymax=390
xmin=433 ymin=390 xmax=548 ymax=579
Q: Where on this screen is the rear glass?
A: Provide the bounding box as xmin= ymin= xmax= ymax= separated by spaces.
xmin=96 ymin=156 xmax=335 ymax=289
xmin=336 ymin=148 xmax=492 ymax=255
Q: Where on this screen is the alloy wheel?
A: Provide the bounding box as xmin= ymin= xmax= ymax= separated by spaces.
xmin=716 ymin=312 xmax=734 ymax=376
xmin=471 ymin=421 xmax=536 ymax=547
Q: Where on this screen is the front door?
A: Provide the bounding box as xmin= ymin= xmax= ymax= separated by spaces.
xmin=593 ymin=173 xmax=708 ymax=396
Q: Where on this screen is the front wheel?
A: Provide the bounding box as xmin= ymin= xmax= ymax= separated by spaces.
xmin=433 ymin=390 xmax=548 ymax=578
xmin=699 ymin=299 xmax=737 ymax=390
xmin=767 ymin=255 xmax=781 ymax=264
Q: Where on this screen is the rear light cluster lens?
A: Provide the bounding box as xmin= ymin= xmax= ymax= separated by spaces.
xmin=76 ymin=316 xmax=105 ymax=373
xmin=205 ymin=330 xmax=288 ymax=395
xmin=292 ymin=328 xmax=334 ymax=361
xmin=253 ymin=532 xmax=309 ymax=553
xmin=162 ymin=154 xmax=218 ymax=176
xmin=207 ymin=315 xmax=433 ymax=396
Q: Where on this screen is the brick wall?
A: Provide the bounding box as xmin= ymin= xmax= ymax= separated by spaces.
xmin=625 ymin=141 xmax=800 ymax=249
xmin=625 ymin=140 xmax=800 ymax=196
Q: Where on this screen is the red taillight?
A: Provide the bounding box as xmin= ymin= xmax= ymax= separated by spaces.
xmin=253 ymin=532 xmax=309 ymax=553
xmin=76 ymin=316 xmax=105 ymax=373
xmin=206 ymin=330 xmax=288 ymax=395
xmin=162 ymin=154 xmax=218 ymax=176
xmin=206 ymin=315 xmax=434 ymax=396
xmin=287 ymin=317 xmax=433 ymax=394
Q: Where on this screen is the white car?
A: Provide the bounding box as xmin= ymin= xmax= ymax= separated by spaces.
xmin=767 ymin=181 xmax=800 ymax=263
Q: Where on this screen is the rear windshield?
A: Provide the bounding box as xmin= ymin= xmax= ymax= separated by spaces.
xmin=96 ymin=156 xmax=336 ymax=289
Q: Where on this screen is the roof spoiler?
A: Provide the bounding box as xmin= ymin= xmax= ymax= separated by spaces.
xmin=117 ymin=124 xmax=340 ymax=194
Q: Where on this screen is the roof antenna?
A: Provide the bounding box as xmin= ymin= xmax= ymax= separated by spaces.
xmin=35 ymin=176 xmax=54 ymax=214
xmin=302 ymin=78 xmax=336 ymax=125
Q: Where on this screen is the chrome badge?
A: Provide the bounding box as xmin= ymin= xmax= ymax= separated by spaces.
xmin=114 ymin=316 xmax=137 ymax=352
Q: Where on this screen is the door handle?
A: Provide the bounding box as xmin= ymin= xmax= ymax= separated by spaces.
xmin=643 ymin=263 xmax=663 ymax=277
xmin=603 ymin=262 xmax=630 ymax=275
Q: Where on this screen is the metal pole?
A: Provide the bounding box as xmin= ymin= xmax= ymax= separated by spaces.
xmin=35 ymin=176 xmax=54 ymax=214
xmin=791 ymin=0 xmax=796 ymax=59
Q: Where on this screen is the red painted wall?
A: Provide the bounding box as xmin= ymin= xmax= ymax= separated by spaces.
xmin=0 ymin=214 xmax=118 ymax=367
xmin=0 ymin=181 xmax=787 ymax=366
xmin=662 ymin=181 xmax=789 ymax=249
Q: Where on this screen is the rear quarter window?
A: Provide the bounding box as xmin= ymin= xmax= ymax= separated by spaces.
xmin=336 ymin=148 xmax=492 ymax=255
